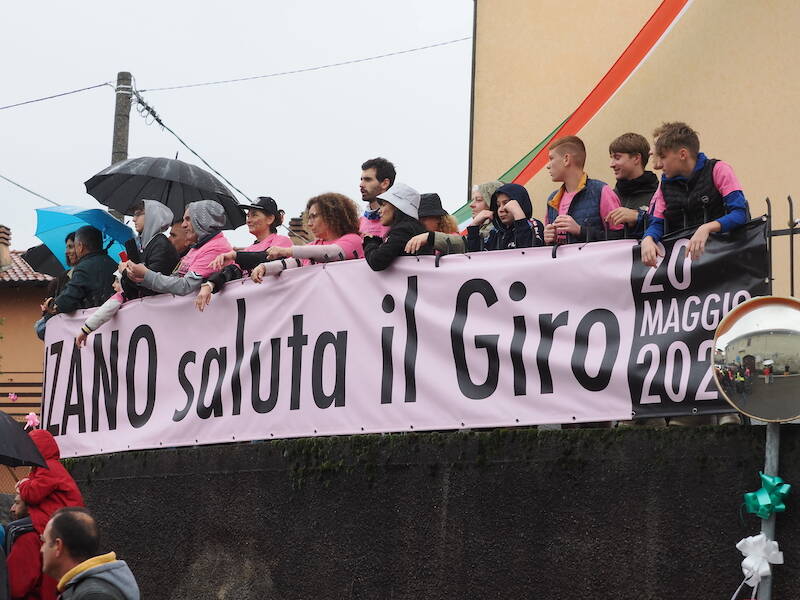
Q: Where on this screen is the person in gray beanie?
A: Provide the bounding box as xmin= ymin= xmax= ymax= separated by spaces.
xmin=363 ymin=182 xmax=433 ymax=271
xmin=126 ymin=200 xmax=234 ymax=295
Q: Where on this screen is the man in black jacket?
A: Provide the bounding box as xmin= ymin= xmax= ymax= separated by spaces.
xmin=42 ymin=508 xmax=139 ymax=600
xmin=50 ymin=226 xmax=117 ymax=314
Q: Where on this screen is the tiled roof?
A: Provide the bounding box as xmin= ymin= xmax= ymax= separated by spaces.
xmin=0 ymin=250 xmax=54 ymax=286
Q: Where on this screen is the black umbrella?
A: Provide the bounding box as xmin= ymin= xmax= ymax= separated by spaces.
xmin=84 ymin=156 xmax=246 ymax=230
xmin=21 ymin=244 xmax=66 ymax=278
xmin=0 ymin=412 xmax=46 ymax=468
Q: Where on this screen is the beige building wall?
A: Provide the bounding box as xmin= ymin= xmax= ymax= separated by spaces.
xmin=471 ymin=0 xmax=800 ymax=295
xmin=0 ymin=287 xmax=47 ymax=419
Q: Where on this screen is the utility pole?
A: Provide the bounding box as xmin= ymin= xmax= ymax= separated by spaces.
xmin=109 ymin=71 xmax=132 ymax=220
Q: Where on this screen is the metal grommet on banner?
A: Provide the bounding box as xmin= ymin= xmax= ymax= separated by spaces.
xmin=631 ymin=410 xmax=636 ymax=417
xmin=692 ymin=407 xmax=699 ymax=415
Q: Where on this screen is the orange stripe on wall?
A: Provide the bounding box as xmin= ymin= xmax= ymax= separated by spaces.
xmin=511 ymin=0 xmax=690 ymax=185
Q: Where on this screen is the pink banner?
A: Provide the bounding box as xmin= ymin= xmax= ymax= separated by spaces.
xmin=43 ymin=242 xmax=639 ymax=457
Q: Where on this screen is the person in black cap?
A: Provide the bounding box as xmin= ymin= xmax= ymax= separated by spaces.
xmin=195 ymin=196 xmax=292 ymax=309
xmin=404 ymin=193 xmax=467 ymax=255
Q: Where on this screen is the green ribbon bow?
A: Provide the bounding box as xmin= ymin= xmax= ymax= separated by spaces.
xmin=744 ymin=472 xmax=791 ymax=519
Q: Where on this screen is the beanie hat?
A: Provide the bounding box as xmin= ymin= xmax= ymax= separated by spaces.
xmin=377 ymin=182 xmax=420 ymax=220
xmin=187 ymin=200 xmax=227 ymax=239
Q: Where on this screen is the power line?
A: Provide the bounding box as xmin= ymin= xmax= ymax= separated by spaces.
xmin=138 ymin=37 xmax=472 ymax=92
xmin=0 ymin=173 xmax=60 ymax=206
xmin=132 ymin=89 xmax=252 ymax=202
xmin=0 ymin=82 xmax=112 ymax=111
xmin=132 ymin=88 xmax=312 ymax=241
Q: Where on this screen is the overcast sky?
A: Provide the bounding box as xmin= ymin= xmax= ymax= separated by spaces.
xmin=1 ymin=1 xmax=473 ymax=250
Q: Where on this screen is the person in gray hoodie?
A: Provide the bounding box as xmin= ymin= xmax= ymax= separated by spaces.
xmin=120 ymin=199 xmax=179 ymax=299
xmin=42 ymin=507 xmax=139 ymax=600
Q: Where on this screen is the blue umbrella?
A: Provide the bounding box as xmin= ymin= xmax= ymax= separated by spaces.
xmin=34 ymin=206 xmax=134 ymax=269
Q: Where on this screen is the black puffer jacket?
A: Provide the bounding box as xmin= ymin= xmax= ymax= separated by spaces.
xmin=363 ymin=212 xmax=432 ymax=271
xmin=121 ymin=234 xmax=180 ymax=299
xmin=54 ymin=251 xmax=118 ymax=313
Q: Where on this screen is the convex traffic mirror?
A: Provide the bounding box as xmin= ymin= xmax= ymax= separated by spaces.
xmin=714 ymin=296 xmax=800 ymax=422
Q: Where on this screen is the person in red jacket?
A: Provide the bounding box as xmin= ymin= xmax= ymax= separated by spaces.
xmin=16 ymin=430 xmax=84 ymax=535
xmin=6 ymin=493 xmax=58 ymax=600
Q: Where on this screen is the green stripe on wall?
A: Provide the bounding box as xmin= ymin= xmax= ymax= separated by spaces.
xmin=453 ymin=114 xmax=571 ymax=224
xmin=499 ymin=115 xmax=570 ymax=181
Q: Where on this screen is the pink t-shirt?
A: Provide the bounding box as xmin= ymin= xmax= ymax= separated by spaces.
xmin=547 ymin=184 xmax=623 ymax=230
xmin=176 ymin=233 xmax=233 ymax=278
xmin=649 ymin=161 xmax=741 ymax=219
xmin=302 ymin=233 xmax=364 ymax=266
xmin=242 ymin=233 xmax=293 ymax=252
xmin=359 ymin=216 xmax=390 ymax=239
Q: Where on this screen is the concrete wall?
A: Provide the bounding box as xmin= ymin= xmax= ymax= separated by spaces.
xmin=67 ymin=426 xmax=800 ymax=599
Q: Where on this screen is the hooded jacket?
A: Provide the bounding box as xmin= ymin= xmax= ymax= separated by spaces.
xmin=121 ymin=200 xmax=180 ymax=299
xmin=466 ymin=183 xmax=544 ymax=251
xmin=142 ymin=201 xmax=233 ymax=296
xmin=58 ymin=553 xmax=139 ymax=600
xmin=363 ymin=210 xmax=432 ymax=271
xmin=17 ymin=430 xmax=84 ymax=534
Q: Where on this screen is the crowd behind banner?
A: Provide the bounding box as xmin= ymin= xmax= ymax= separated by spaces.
xmin=39 ymin=121 xmax=752 ymax=428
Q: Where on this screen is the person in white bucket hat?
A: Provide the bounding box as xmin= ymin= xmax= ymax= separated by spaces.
xmin=363 ymin=182 xmax=433 ymax=270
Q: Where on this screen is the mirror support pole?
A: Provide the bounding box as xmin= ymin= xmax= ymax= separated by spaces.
xmin=758 ymin=422 xmax=780 ymax=600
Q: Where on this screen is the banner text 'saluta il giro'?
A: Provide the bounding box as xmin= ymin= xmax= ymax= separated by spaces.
xmin=42 ymin=220 xmax=769 ymax=456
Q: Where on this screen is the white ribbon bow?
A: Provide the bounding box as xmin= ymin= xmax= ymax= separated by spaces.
xmin=730 ymin=534 xmax=784 ymax=599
